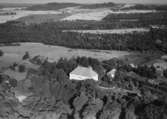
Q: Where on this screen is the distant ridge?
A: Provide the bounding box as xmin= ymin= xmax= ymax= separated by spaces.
xmin=121 ymin=4 xmax=167 ymax=11
xmin=26 ymin=2 xmax=81 ymax=11
xmin=80 ymin=2 xmax=116 ymax=9
xmin=0 ymin=3 xmax=33 ymax=9
xmin=26 ymin=2 xmax=117 ymax=11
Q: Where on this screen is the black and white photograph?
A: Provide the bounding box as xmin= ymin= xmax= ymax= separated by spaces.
xmin=0 ymin=0 xmax=167 ymax=119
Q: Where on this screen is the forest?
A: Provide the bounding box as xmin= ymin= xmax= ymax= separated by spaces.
xmin=103 ymin=12 xmax=167 ymax=27
xmin=0 ymin=22 xmax=167 ymax=53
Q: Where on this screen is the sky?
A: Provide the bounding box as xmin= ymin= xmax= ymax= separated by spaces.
xmin=0 ymin=0 xmax=167 ymax=4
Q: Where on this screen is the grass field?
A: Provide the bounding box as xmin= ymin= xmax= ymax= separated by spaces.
xmin=17 ymin=13 xmax=69 ymax=24
xmin=0 ymin=42 xmax=130 ymax=68
xmin=63 ymin=28 xmax=149 ymax=34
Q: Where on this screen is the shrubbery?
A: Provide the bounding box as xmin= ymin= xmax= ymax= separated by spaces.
xmin=22 ymin=51 xmax=30 ymax=60
xmin=133 ymin=65 xmax=157 ymax=79
xmin=0 ymin=49 xmax=4 ymax=57
xmin=18 ymin=64 xmax=26 ymax=72
xmin=163 ymin=69 xmax=167 ymax=78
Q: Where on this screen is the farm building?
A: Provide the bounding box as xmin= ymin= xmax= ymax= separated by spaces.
xmin=107 ymin=68 xmax=117 ymax=79
xmin=69 ymin=66 xmax=98 ymax=81
xmin=153 ymin=60 xmax=167 ymax=76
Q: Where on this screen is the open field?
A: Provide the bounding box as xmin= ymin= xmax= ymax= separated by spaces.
xmin=0 ymin=5 xmax=158 ymax=24
xmin=16 ymin=13 xmax=69 ymax=24
xmin=0 ymin=42 xmax=130 ymax=68
xmin=0 ymin=9 xmax=61 ymax=24
xmin=62 ymin=10 xmax=110 ymax=21
xmin=61 ymin=8 xmax=156 ymax=21
xmin=63 ymin=28 xmax=149 ymax=34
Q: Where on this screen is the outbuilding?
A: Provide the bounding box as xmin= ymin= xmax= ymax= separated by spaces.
xmin=107 ymin=68 xmax=117 ymax=79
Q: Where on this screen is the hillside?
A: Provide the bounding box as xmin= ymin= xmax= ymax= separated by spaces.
xmin=121 ymin=4 xmax=167 ymax=11
xmin=0 ymin=3 xmax=33 ymax=9
xmin=26 ymin=2 xmax=121 ymax=11
xmin=26 ymin=2 xmax=167 ymax=11
xmin=80 ymin=2 xmax=117 ymax=9
xmin=26 ymin=2 xmax=81 ymax=11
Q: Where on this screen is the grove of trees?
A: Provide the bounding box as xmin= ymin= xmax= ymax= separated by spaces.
xmin=0 ymin=56 xmax=167 ymax=119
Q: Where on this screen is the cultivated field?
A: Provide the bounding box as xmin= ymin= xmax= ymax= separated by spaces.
xmin=61 ymin=8 xmax=156 ymax=21
xmin=16 ymin=13 xmax=69 ymax=24
xmin=0 ymin=6 xmax=157 ymax=24
xmin=62 ymin=8 xmax=112 ymax=21
xmin=0 ymin=8 xmax=61 ymax=23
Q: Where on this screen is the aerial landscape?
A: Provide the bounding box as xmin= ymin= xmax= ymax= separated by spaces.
xmin=0 ymin=0 xmax=167 ymax=119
